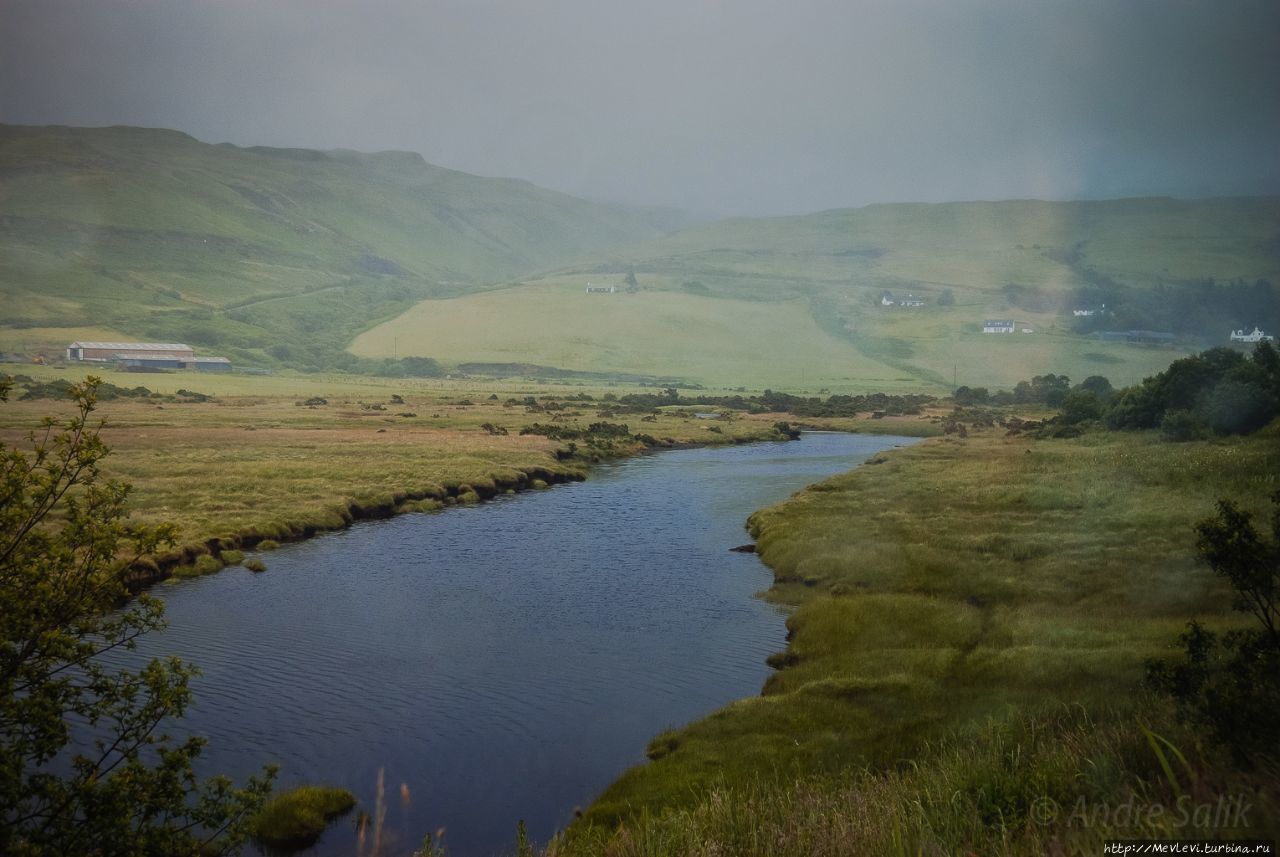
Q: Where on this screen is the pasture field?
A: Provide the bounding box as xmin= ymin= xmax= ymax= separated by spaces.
xmin=348 ymin=279 xmax=925 ymax=392
xmin=356 ymin=197 xmax=1280 ymax=393
xmin=352 ymin=275 xmax=1203 ymax=393
xmin=560 ymin=420 xmax=1280 ymax=854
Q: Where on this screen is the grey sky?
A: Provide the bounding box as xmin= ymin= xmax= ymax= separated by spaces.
xmin=2 ymin=0 xmax=1277 ymax=215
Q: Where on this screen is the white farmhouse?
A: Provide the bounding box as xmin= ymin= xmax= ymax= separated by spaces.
xmin=983 ymin=320 xmax=1015 ymax=334
xmin=1229 ymin=327 xmax=1275 ymax=343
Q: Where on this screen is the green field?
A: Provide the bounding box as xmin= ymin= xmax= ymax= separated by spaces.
xmin=358 ymin=197 xmax=1280 ymax=392
xmin=349 ymin=279 xmax=926 ymax=391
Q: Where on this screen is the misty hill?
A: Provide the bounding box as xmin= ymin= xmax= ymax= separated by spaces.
xmin=0 ymin=124 xmax=690 ymax=369
xmin=355 ymin=197 xmax=1280 ymax=390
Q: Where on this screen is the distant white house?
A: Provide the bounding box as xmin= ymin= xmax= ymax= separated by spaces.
xmin=983 ymin=320 xmax=1016 ymax=334
xmin=1072 ymin=309 xmax=1095 ymax=317
xmin=880 ymin=293 xmax=895 ymax=306
xmin=899 ymin=295 xmax=925 ymax=308
xmin=585 ymin=284 xmax=616 ymax=294
xmin=1230 ymin=327 xmax=1275 ymax=343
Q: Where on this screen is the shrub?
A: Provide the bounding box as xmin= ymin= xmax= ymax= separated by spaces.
xmin=1160 ymin=409 xmax=1205 ymax=442
xmin=1146 ymin=492 xmax=1280 ymax=762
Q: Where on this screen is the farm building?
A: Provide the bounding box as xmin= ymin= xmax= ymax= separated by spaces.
xmin=113 ymin=353 xmax=187 ymax=371
xmin=1229 ymin=327 xmax=1275 ymax=343
xmin=67 ymin=341 xmax=194 ymax=362
xmin=190 ymin=357 xmax=233 ymax=372
xmin=982 ymin=320 xmax=1015 ymax=334
xmin=585 ymin=285 xmax=616 ymax=294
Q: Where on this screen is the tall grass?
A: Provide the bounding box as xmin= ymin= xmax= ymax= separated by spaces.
xmin=566 ymin=424 xmax=1279 ymax=849
xmin=550 ymin=705 xmax=1277 ymax=856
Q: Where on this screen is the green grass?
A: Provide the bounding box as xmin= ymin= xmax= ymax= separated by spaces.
xmin=567 ymin=422 xmax=1280 ymax=845
xmin=552 ymin=706 xmax=1278 ymax=856
xmin=249 ymin=785 xmax=356 ymax=850
xmin=349 ymin=279 xmax=918 ymax=392
xmin=357 ymin=197 xmax=1280 ymax=391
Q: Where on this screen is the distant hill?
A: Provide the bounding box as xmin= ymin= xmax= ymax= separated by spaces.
xmin=0 ymin=124 xmax=692 ymax=369
xmin=355 ymin=197 xmax=1280 ymax=390
xmin=3 ymin=125 xmax=1276 ymax=389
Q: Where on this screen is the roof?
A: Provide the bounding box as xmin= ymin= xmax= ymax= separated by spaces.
xmin=190 ymin=357 xmax=231 ymax=364
xmin=69 ymin=341 xmax=192 ymax=351
xmin=111 ymin=353 xmax=187 ymax=361
xmin=983 ymin=320 xmax=1015 ymax=325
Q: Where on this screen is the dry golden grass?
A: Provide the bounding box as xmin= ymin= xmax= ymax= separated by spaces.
xmin=0 ymin=376 xmax=799 ymax=573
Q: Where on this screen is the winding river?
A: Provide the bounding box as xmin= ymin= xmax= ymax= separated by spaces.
xmin=128 ymin=432 xmax=914 ymax=856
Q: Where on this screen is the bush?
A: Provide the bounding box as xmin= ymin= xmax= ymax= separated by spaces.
xmin=1146 ymin=492 xmax=1280 ymax=763
xmin=0 ymin=377 xmax=273 ymax=854
xmin=1202 ymin=379 xmax=1276 ymax=435
xmin=1160 ymin=409 xmax=1205 ymax=442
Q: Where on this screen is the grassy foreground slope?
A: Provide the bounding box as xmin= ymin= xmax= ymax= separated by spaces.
xmin=361 ymin=197 xmax=1280 ymax=390
xmin=0 ymin=124 xmax=688 ymax=367
xmin=562 ymin=421 xmax=1280 ymax=853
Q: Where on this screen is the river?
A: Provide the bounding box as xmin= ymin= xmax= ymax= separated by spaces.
xmin=127 ymin=432 xmax=915 ymax=856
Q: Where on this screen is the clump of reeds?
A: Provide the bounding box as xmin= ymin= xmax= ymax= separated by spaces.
xmin=249 ymin=784 xmax=355 ymax=851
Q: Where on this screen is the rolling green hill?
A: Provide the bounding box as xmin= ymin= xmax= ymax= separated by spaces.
xmin=0 ymin=124 xmax=690 ymax=369
xmin=359 ymin=197 xmax=1280 ymax=390
xmin=3 ymin=124 xmax=1276 ymax=390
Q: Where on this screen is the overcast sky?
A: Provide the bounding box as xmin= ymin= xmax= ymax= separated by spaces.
xmin=1 ymin=0 xmax=1277 ymax=215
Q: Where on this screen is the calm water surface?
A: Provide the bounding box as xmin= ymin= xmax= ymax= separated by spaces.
xmin=131 ymin=432 xmax=914 ymax=856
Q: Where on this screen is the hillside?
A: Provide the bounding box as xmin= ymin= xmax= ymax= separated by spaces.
xmin=0 ymin=124 xmax=690 ymax=370
xmin=356 ymin=197 xmax=1280 ymax=390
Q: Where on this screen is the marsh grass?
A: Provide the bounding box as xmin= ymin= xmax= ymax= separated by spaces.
xmin=249 ymin=784 xmax=356 ymax=851
xmin=551 ymin=705 xmax=1278 ymax=857
xmin=569 ymin=424 xmax=1279 ymax=848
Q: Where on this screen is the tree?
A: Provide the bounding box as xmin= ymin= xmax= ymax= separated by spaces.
xmin=1145 ymin=491 xmax=1280 ymax=763
xmin=0 ymin=378 xmax=273 ymax=856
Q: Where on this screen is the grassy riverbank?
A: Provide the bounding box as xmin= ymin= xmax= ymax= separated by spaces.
xmin=559 ymin=420 xmax=1279 ymax=853
xmin=2 ymin=365 xmax=925 ymax=582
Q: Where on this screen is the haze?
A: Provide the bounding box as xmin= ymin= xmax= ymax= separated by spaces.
xmin=2 ymin=0 xmax=1278 ymax=215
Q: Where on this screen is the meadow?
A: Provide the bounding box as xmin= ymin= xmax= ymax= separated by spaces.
xmin=356 ymin=197 xmax=1280 ymax=392
xmin=348 ymin=279 xmax=923 ymax=392
xmin=0 ymin=364 xmax=825 ymax=581
xmin=556 ymin=418 xmax=1280 ymax=854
